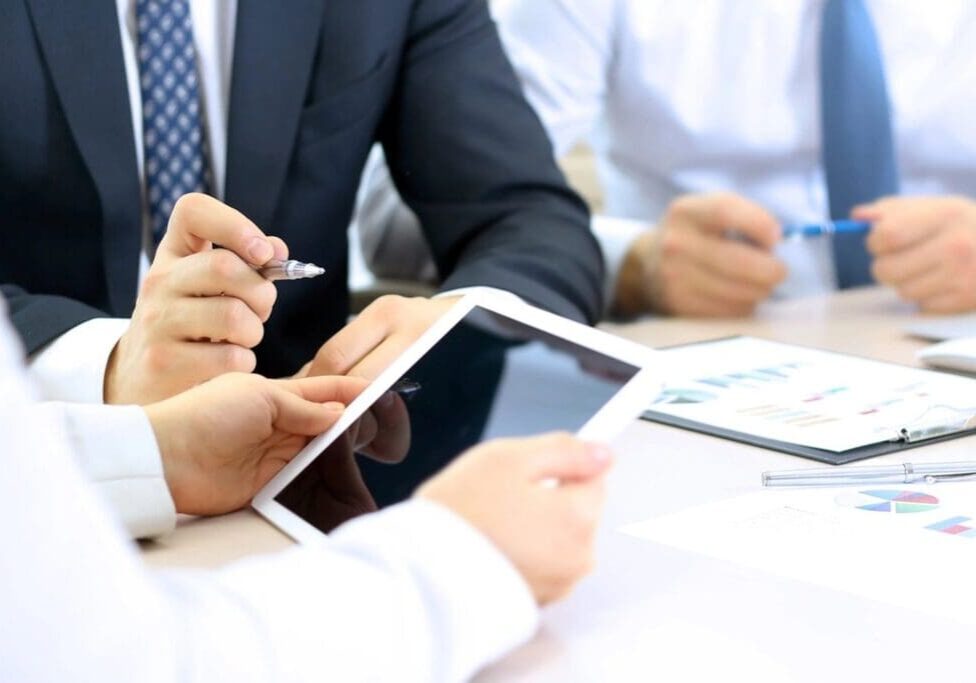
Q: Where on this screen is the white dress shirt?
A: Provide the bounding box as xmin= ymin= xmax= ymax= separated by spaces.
xmin=357 ymin=0 xmax=976 ymax=306
xmin=502 ymin=0 xmax=976 ymax=298
xmin=0 ymin=301 xmax=538 ymax=682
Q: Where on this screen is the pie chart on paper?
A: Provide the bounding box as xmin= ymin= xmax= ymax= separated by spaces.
xmin=835 ymin=489 xmax=939 ymax=514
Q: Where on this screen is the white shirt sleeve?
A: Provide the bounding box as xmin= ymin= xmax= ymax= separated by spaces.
xmin=593 ymin=214 xmax=650 ymax=311
xmin=27 ymin=317 xmax=130 ymax=403
xmin=494 ymin=0 xmax=616 ymax=157
xmin=34 ymin=402 xmax=177 ymax=540
xmin=355 ymin=146 xmax=441 ymax=284
xmin=0 ymin=308 xmax=538 ymax=683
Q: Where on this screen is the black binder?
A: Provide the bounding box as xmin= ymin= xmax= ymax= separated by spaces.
xmin=640 ymin=337 xmax=976 ymax=465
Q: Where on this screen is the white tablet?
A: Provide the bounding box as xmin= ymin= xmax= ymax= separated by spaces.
xmin=254 ymin=291 xmax=658 ymax=543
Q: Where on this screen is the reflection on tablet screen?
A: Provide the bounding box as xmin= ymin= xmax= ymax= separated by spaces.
xmin=275 ymin=306 xmax=639 ymax=533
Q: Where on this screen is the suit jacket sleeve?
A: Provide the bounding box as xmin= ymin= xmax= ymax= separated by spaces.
xmin=1 ymin=284 xmax=110 ymax=355
xmin=380 ymin=0 xmax=604 ymax=324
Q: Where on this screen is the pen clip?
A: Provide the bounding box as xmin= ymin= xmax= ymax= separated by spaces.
xmin=924 ymin=472 xmax=976 ymax=484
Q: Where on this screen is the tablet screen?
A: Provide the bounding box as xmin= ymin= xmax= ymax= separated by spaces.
xmin=274 ymin=306 xmax=640 ymax=533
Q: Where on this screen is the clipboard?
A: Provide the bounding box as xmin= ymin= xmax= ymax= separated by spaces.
xmin=641 ymin=336 xmax=976 ymax=465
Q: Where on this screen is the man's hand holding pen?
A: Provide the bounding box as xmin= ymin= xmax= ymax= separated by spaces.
xmin=105 ymin=190 xmax=442 ymax=409
xmin=105 ymin=193 xmax=288 ymax=405
xmin=615 ymin=192 xmax=787 ymax=318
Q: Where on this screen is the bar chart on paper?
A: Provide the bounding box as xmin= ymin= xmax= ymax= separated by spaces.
xmin=647 ymin=337 xmax=976 ymax=452
xmin=835 ymin=490 xmax=939 ymax=514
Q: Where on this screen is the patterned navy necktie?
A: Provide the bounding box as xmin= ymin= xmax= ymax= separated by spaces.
xmin=820 ymin=0 xmax=900 ymax=288
xmin=137 ymin=0 xmax=212 ymax=247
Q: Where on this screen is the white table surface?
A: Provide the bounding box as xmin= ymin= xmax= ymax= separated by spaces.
xmin=142 ymin=288 xmax=976 ymax=682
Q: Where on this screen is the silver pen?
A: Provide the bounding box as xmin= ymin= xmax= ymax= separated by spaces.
xmin=258 ymin=259 xmax=326 ymax=281
xmin=762 ymin=460 xmax=976 ymax=487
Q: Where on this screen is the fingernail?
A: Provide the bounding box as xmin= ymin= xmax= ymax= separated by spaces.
xmin=586 ymin=443 xmax=613 ymax=462
xmin=247 ymin=237 xmax=274 ymax=263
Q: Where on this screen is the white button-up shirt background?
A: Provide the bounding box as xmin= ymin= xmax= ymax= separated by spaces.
xmin=521 ymin=0 xmax=976 ymax=298
xmin=355 ymin=0 xmax=976 ymax=304
xmin=0 ymin=298 xmax=537 ymax=682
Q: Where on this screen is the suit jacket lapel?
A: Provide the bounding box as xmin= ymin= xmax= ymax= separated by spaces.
xmin=225 ymin=0 xmax=324 ymax=229
xmin=26 ymin=0 xmax=142 ymax=315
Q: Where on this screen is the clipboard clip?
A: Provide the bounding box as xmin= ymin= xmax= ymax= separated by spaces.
xmin=922 ymin=471 xmax=976 ymax=484
xmin=894 ymin=406 xmax=976 ymax=444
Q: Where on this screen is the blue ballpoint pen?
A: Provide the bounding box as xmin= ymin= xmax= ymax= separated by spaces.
xmin=781 ymin=220 xmax=870 ymax=239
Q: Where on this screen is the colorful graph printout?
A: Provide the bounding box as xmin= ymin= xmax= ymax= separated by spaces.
xmin=836 ymin=489 xmax=939 ymax=514
xmin=648 ymin=338 xmax=976 ymax=452
xmin=620 ymin=483 xmax=976 ymax=628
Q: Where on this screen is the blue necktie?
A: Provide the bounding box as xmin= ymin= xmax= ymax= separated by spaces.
xmin=820 ymin=0 xmax=899 ymax=288
xmin=137 ymin=0 xmax=212 ymax=247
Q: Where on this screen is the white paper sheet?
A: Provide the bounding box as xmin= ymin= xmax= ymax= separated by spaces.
xmin=621 ymin=484 xmax=976 ymax=626
xmin=649 ymin=337 xmax=976 ymax=451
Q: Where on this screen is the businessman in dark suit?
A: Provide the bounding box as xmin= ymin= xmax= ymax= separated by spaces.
xmin=0 ymin=0 xmax=601 ymax=405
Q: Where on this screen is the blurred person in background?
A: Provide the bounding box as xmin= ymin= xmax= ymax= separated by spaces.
xmin=355 ymin=0 xmax=976 ymax=318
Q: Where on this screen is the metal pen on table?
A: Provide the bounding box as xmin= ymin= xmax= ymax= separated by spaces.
xmin=762 ymin=460 xmax=976 ymax=488
xmin=258 ymin=259 xmax=326 ymax=281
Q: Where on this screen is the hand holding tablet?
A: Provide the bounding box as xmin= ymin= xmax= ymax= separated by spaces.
xmin=417 ymin=433 xmax=614 ymax=605
xmin=254 ymin=291 xmax=658 ymax=540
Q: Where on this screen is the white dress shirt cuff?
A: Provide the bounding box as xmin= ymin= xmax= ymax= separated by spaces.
xmin=592 ymin=214 xmax=649 ymax=312
xmin=332 ymin=499 xmax=540 ymax=680
xmin=28 ymin=317 xmax=131 ymax=403
xmin=52 ymin=402 xmax=176 ymax=539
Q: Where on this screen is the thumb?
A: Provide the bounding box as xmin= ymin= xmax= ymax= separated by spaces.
xmin=275 ymin=375 xmax=370 ymax=407
xmin=156 ymin=193 xmax=276 ymax=266
xmin=268 ymin=235 xmax=290 ymax=261
xmin=520 ymin=433 xmax=614 ymax=483
xmin=270 ymin=387 xmax=345 ymax=436
xmin=688 ymin=193 xmax=781 ymax=248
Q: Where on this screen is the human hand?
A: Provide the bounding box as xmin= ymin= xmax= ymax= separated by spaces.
xmin=417 ymin=433 xmax=613 ymax=605
xmin=614 ymin=192 xmax=787 ymax=317
xmin=301 ymin=295 xmax=459 ymax=380
xmin=144 ymin=372 xmax=368 ymax=516
xmin=270 ymin=389 xmax=412 ymax=532
xmin=105 ymin=193 xmax=287 ymax=405
xmin=858 ymin=196 xmax=976 ymax=313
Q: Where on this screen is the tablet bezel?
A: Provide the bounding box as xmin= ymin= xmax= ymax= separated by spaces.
xmin=253 ymin=290 xmax=659 ymax=544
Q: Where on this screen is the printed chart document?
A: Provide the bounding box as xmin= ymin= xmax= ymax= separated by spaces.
xmin=648 ymin=337 xmax=976 ymax=452
xmin=621 ymin=484 xmax=976 ymax=626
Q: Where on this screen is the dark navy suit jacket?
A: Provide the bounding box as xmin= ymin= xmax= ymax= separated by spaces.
xmin=0 ymin=0 xmax=602 ymax=378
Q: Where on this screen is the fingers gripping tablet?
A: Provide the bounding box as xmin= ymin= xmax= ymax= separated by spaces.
xmin=253 ymin=292 xmax=659 ymax=541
